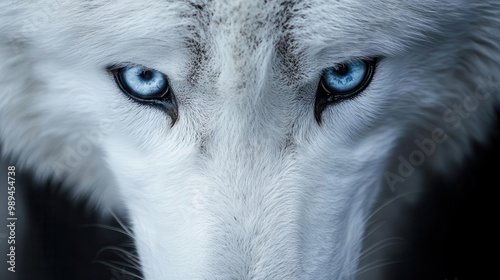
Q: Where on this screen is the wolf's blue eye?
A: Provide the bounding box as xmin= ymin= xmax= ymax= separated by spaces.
xmin=117 ymin=66 xmax=169 ymax=99
xmin=315 ymin=58 xmax=377 ymax=123
xmin=109 ymin=64 xmax=178 ymax=125
xmin=322 ymin=60 xmax=368 ymax=93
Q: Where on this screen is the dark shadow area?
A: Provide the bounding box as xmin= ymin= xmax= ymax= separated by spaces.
xmin=383 ymin=109 xmax=499 ymax=280
xmin=5 ymin=173 xmax=140 ymax=280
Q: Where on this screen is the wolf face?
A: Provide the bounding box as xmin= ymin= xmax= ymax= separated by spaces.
xmin=1 ymin=0 xmax=499 ymax=279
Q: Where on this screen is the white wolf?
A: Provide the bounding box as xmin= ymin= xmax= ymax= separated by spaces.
xmin=1 ymin=0 xmax=499 ymax=279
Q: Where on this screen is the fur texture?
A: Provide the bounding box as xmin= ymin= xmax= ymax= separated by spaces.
xmin=1 ymin=0 xmax=499 ymax=279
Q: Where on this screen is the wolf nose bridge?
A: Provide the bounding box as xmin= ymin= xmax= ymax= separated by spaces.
xmin=215 ymin=38 xmax=274 ymax=97
xmin=196 ymin=24 xmax=303 ymax=277
xmin=200 ymin=110 xmax=301 ymax=279
xmin=207 ymin=37 xmax=286 ymax=140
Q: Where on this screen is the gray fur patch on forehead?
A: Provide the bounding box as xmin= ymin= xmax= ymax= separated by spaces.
xmin=182 ymin=0 xmax=212 ymax=84
xmin=183 ymin=0 xmax=307 ymax=84
xmin=274 ymin=0 xmax=309 ymax=83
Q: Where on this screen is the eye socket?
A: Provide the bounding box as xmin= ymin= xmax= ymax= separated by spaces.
xmin=314 ymin=58 xmax=377 ymax=123
xmin=109 ymin=64 xmax=178 ymax=125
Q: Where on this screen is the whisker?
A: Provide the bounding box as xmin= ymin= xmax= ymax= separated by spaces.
xmin=111 ymin=211 xmax=135 ymax=238
xmin=80 ymin=224 xmax=133 ymax=238
xmin=363 ymin=190 xmax=425 ymax=224
xmin=357 ymin=237 xmax=405 ymax=262
xmin=107 ymin=247 xmax=142 ymax=267
xmin=354 ymin=259 xmax=407 ymax=277
xmin=96 ymin=245 xmax=140 ymax=263
xmin=361 ymin=221 xmax=388 ymax=242
xmin=109 ymin=260 xmax=142 ymax=272
xmin=92 ymin=260 xmax=144 ymax=280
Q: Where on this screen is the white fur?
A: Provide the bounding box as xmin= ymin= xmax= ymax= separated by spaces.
xmin=1 ymin=0 xmax=499 ymax=279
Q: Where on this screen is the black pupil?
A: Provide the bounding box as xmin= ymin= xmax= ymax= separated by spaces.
xmin=140 ymin=70 xmax=153 ymax=81
xmin=333 ymin=63 xmax=349 ymax=76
